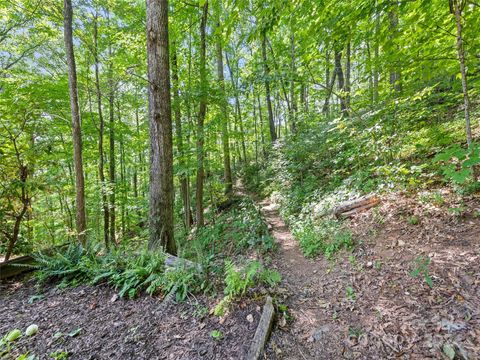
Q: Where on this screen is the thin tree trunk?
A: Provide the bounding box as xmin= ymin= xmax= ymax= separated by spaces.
xmin=93 ymin=11 xmax=109 ymax=247
xmin=323 ymin=49 xmax=336 ymax=116
xmin=389 ymin=0 xmax=401 ymax=93
xmin=196 ymin=1 xmax=208 ymax=228
xmin=373 ymin=0 xmax=380 ymax=103
xmin=253 ymin=91 xmax=259 ymax=165
xmin=119 ymin=130 xmax=126 ymax=237
xmin=345 ymin=41 xmax=351 ymax=111
xmin=216 ymin=29 xmax=233 ymax=195
xmin=133 ymin=108 xmax=139 ymax=199
xmin=108 ymin=78 xmax=115 ymax=244
xmin=289 ymin=27 xmax=297 ymax=133
xmin=261 ymin=33 xmax=276 ymax=143
xmin=146 ymin=0 xmax=176 ymax=254
xmin=367 ymin=41 xmax=374 ymax=105
xmin=335 ymin=49 xmax=348 ymax=116
xmin=225 ymin=52 xmax=247 ymax=163
xmin=257 ymin=93 xmax=266 ymax=156
xmin=172 ymin=42 xmax=192 ymax=230
xmin=451 ymin=0 xmax=473 ymax=147
xmin=64 ymin=0 xmax=86 ymax=245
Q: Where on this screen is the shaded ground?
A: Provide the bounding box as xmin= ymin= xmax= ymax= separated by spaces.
xmin=0 ymin=279 xmax=261 ymax=359
xmin=262 ymin=190 xmax=480 ymax=359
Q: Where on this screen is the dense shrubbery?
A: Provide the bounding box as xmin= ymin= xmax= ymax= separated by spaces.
xmin=32 ymin=196 xmax=277 ymax=301
xmin=179 ymin=197 xmax=275 ymax=262
xmin=33 ymin=244 xmax=205 ymax=300
xmin=243 ymin=89 xmax=479 ymax=258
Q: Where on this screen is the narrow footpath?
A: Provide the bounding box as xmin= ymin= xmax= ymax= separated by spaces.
xmin=259 ymin=199 xmax=343 ymax=359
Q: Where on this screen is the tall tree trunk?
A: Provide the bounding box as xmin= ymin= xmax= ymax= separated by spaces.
xmin=108 ymin=71 xmax=115 ymax=244
xmin=225 ymin=53 xmax=247 ymax=163
xmin=133 ymin=108 xmax=139 ymax=200
xmin=146 ymin=0 xmax=176 ymax=254
xmin=261 ymin=33 xmax=276 ymax=143
xmin=345 ymin=41 xmax=351 ymax=110
xmin=289 ymin=27 xmax=297 ymax=133
xmin=215 ymin=27 xmax=233 ymax=195
xmin=451 ymin=0 xmax=473 ymax=147
xmin=196 ymin=1 xmax=208 ymax=228
xmin=389 ymin=0 xmax=401 ymax=93
xmin=334 ymin=49 xmax=348 ymax=116
xmin=373 ymin=0 xmax=380 ymax=103
xmin=119 ymin=129 xmax=126 ymax=237
xmin=64 ymin=0 xmax=86 ymax=245
xmin=252 ymin=91 xmax=259 ymax=164
xmin=93 ymin=11 xmax=109 ymax=248
xmin=367 ymin=41 xmax=374 ymax=105
xmin=323 ymin=49 xmax=336 ymax=116
xmin=257 ymin=93 xmax=266 ymax=157
xmin=172 ymin=42 xmax=192 ymax=230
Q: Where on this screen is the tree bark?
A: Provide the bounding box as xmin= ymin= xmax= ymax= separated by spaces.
xmin=389 ymin=0 xmax=401 ymax=93
xmin=289 ymin=27 xmax=297 ymax=133
xmin=195 ymin=1 xmax=208 ymax=228
xmin=257 ymin=93 xmax=266 ymax=157
xmin=373 ymin=0 xmax=380 ymax=103
xmin=225 ymin=52 xmax=247 ymax=163
xmin=93 ymin=11 xmax=109 ymax=248
xmin=322 ymin=49 xmax=336 ymax=116
xmin=216 ymin=27 xmax=233 ymax=195
xmin=172 ymin=42 xmax=192 ymax=230
xmin=345 ymin=41 xmax=351 ymax=111
xmin=334 ymin=49 xmax=348 ymax=116
xmin=108 ymin=48 xmax=116 ymax=245
xmin=261 ymin=33 xmax=276 ymax=143
xmin=451 ymin=0 xmax=473 ymax=147
xmin=146 ymin=0 xmax=176 ymax=254
xmin=64 ymin=0 xmax=86 ymax=245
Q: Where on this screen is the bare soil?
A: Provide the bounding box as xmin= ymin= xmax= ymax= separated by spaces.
xmin=262 ymin=190 xmax=480 ymax=359
xmin=0 ymin=279 xmax=261 ymax=359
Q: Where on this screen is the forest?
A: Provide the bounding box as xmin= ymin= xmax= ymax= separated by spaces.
xmin=1 ymin=0 xmax=479 ymax=359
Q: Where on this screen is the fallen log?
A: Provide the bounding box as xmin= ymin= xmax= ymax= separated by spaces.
xmin=247 ymin=296 xmax=275 ymax=360
xmin=0 ymin=255 xmax=36 ymax=280
xmin=333 ymin=194 xmax=380 ymax=218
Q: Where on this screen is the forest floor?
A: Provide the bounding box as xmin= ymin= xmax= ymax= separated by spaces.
xmin=262 ymin=189 xmax=480 ymax=359
xmin=0 ymin=279 xmax=261 ymax=359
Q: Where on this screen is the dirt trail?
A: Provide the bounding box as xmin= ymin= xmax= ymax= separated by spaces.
xmin=259 ymin=199 xmax=335 ymax=359
xmin=258 ymin=192 xmax=480 ymax=359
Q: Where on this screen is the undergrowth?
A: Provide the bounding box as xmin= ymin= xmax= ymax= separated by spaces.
xmin=242 ymin=88 xmax=479 ymax=259
xmin=213 ymin=259 xmax=281 ymax=316
xmin=179 ymin=197 xmax=275 ymax=262
xmin=33 ymin=244 xmax=206 ymax=301
xmin=32 ymin=196 xmax=278 ymax=302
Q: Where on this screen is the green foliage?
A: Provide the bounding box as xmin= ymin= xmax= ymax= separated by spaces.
xmin=181 ymin=198 xmax=275 ymax=262
xmin=410 ymin=256 xmax=433 ymax=288
xmin=292 ymin=219 xmax=353 ymax=259
xmin=50 ymin=351 xmax=68 ymax=360
xmin=210 ymin=330 xmax=223 ymax=340
xmin=434 ymin=143 xmax=480 ymax=187
xmin=33 ymin=244 xmax=204 ymax=301
xmin=0 ymin=329 xmax=21 ymax=358
xmin=223 ymin=260 xmax=260 ymax=297
xmin=214 ymin=260 xmax=281 ymax=316
xmin=346 ymin=286 xmax=356 ymax=301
